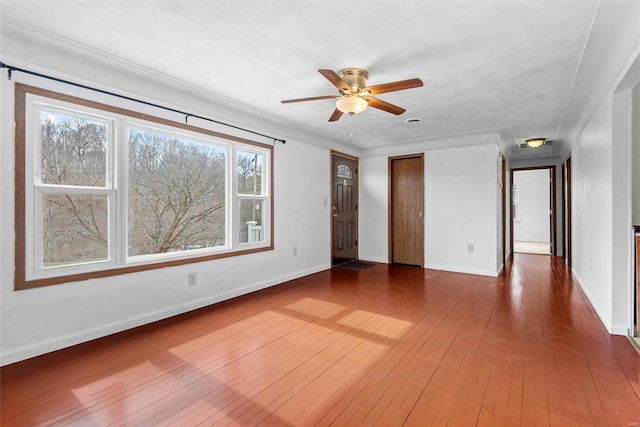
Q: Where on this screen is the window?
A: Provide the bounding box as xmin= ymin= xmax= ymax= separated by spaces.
xmin=126 ymin=126 xmax=227 ymax=258
xmin=15 ymin=84 xmax=273 ymax=289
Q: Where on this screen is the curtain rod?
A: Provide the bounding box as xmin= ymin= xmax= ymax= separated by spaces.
xmin=0 ymin=61 xmax=286 ymax=145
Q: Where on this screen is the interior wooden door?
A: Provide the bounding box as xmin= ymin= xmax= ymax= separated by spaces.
xmin=331 ymin=152 xmax=358 ymax=266
xmin=389 ymin=155 xmax=424 ymax=266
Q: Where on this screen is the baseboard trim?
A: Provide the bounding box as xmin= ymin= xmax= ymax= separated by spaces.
xmin=610 ymin=325 xmax=629 ymax=336
xmin=0 ymin=264 xmax=330 ymax=366
xmin=358 ymin=256 xmax=388 ymax=264
xmin=571 ymin=271 xmax=623 ymax=335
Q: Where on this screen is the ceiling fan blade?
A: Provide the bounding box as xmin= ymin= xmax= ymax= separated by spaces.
xmin=363 ymin=96 xmax=406 ymax=115
xmin=281 ymin=95 xmax=338 ymax=104
xmin=318 ymin=69 xmax=351 ymax=93
xmin=328 ymin=109 xmax=343 ymax=122
xmin=363 ymin=78 xmax=423 ymax=96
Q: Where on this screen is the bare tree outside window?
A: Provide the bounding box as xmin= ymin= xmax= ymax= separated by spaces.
xmin=237 ymin=151 xmax=264 ymax=243
xmin=40 ymin=111 xmax=109 ymax=267
xmin=43 ymin=194 xmax=108 ymax=266
xmin=127 ymin=128 xmax=226 ymax=256
xmin=40 ymin=111 xmax=107 ymax=187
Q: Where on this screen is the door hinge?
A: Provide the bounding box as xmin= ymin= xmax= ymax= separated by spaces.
xmin=355 ymin=240 xmax=358 ymax=246
xmin=355 ymin=204 xmax=358 ymax=210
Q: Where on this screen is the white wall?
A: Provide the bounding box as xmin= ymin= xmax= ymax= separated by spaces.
xmin=572 ymin=96 xmax=614 ymax=332
xmin=425 ymin=144 xmax=499 ymax=276
xmin=359 ymin=143 xmax=500 ymax=277
xmin=0 ymin=65 xmax=340 ymax=365
xmin=568 ymin=0 xmax=640 ymax=335
xmin=513 ymin=170 xmax=550 ymax=243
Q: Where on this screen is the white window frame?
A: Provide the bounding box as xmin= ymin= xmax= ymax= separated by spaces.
xmin=235 ymin=147 xmax=270 ymax=247
xmin=26 ymin=99 xmax=118 ymax=279
xmin=121 ymin=120 xmax=233 ymax=265
xmin=15 ymin=84 xmax=273 ymax=289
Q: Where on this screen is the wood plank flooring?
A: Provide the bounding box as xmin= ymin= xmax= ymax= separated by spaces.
xmin=2 ymin=254 xmax=640 ymax=426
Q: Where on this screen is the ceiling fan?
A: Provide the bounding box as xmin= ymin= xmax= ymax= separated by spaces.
xmin=281 ymin=68 xmax=423 ymax=122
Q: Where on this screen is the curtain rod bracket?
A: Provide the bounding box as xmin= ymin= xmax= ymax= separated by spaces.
xmin=1 ymin=62 xmax=12 ymax=80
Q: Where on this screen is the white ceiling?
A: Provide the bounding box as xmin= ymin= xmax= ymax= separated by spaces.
xmin=1 ymin=1 xmax=605 ymax=159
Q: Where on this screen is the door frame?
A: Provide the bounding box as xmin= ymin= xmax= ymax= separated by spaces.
xmin=501 ymin=155 xmax=507 ymax=263
xmin=510 ymin=166 xmax=557 ymax=256
xmin=388 ymin=153 xmax=425 ymax=267
xmin=330 ymin=150 xmax=359 ymax=265
xmin=564 ymin=156 xmax=572 ymax=266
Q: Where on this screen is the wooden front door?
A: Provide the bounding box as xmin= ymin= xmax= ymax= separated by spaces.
xmin=389 ymin=155 xmax=424 ymax=266
xmin=331 ymin=152 xmax=358 ymax=265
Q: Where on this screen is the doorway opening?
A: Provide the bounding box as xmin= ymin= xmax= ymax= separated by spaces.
xmin=501 ymin=155 xmax=507 ymax=263
xmin=331 ymin=151 xmax=359 ymax=266
xmin=563 ymin=156 xmax=572 ymax=265
xmin=510 ymin=167 xmax=556 ymax=255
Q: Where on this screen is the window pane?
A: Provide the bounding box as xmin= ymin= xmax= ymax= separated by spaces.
xmin=42 ymin=194 xmax=109 ymax=267
xmin=239 ymin=199 xmax=264 ymax=243
xmin=40 ymin=110 xmax=107 ymax=187
xmin=128 ymin=128 xmax=226 ymax=256
xmin=237 ymin=151 xmax=263 ymax=195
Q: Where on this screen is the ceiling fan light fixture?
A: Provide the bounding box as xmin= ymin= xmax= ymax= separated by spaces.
xmin=526 ymin=138 xmax=545 ymax=148
xmin=336 ymin=95 xmax=368 ymax=116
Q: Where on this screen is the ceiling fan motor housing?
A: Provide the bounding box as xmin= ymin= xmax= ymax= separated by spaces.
xmin=338 ymin=68 xmax=369 ymax=92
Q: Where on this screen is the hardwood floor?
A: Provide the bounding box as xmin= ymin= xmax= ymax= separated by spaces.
xmin=2 ymin=254 xmax=639 ymax=426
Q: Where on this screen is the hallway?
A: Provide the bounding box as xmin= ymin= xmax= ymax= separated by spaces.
xmin=2 ymin=255 xmax=639 ymax=426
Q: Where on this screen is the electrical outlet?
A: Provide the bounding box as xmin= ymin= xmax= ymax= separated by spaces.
xmin=293 ymin=245 xmax=298 ymax=256
xmin=188 ymin=272 xmax=197 ymax=286
xmin=467 ymin=244 xmax=474 ymax=253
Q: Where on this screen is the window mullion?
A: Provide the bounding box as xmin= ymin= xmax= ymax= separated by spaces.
xmin=30 ymin=188 xmax=44 ymax=278
xmin=33 ymin=185 xmax=113 ymax=195
xmin=230 ymin=145 xmax=238 ymax=249
xmin=117 ymin=122 xmax=128 ymax=263
xmin=107 ymin=119 xmax=118 ymax=265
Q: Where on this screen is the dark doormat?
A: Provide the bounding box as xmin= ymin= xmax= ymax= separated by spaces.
xmin=333 ymin=260 xmax=377 ymax=271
